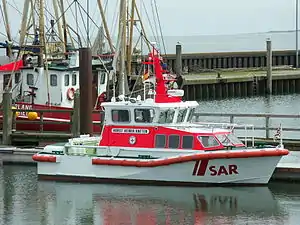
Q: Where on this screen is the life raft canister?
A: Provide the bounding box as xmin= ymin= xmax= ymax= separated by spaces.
xmin=67 ymin=88 xmax=75 ymax=100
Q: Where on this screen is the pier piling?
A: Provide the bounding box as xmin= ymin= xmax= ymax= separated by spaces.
xmin=266 ymin=39 xmax=272 ymax=95
xmin=2 ymin=92 xmax=12 ymax=145
xmin=79 ymin=48 xmax=93 ymax=135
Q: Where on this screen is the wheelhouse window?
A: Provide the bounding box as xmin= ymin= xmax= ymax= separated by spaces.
xmin=158 ymin=109 xmax=175 ymax=123
xmin=177 ymin=108 xmax=188 ymax=123
xmin=155 ymin=134 xmax=166 ymax=148
xmin=182 ymin=135 xmax=194 ymax=149
xmin=27 ymin=73 xmax=34 ymax=85
xmin=72 ymin=74 xmax=77 ymax=85
xmin=198 ymin=135 xmax=220 ymax=148
xmin=64 ymin=74 xmax=69 ymax=86
xmin=186 ymin=108 xmax=195 ymax=122
xmin=168 ymin=135 xmax=180 ymax=148
xmin=134 ymin=108 xmax=154 ymax=123
xmin=216 ymin=133 xmax=244 ymax=146
xmin=111 ymin=109 xmax=130 ymax=122
xmin=15 ymin=73 xmax=20 ymax=84
xmin=50 ymin=74 xmax=57 ymax=86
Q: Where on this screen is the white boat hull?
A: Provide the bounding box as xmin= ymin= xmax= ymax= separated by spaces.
xmin=35 ymin=149 xmax=285 ymax=185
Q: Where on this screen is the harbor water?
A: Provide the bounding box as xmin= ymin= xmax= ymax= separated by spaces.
xmin=0 ymin=165 xmax=299 ymax=225
xmin=1 ymin=94 xmax=300 ymax=225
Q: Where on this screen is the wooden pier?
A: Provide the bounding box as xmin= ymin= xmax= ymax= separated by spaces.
xmin=182 ymin=68 xmax=300 ymax=100
xmin=165 ymin=49 xmax=299 ymax=72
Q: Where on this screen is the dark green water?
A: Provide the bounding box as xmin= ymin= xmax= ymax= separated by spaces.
xmin=0 ymin=165 xmax=299 ymax=225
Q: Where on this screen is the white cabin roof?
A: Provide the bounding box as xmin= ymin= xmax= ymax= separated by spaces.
xmin=101 ymin=98 xmax=199 ymax=109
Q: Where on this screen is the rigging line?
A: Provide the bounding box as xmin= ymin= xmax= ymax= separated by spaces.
xmin=76 ymin=1 xmax=91 ymax=47
xmin=77 ymin=1 xmax=114 ymax=49
xmin=140 ymin=0 xmax=158 ymax=44
xmin=44 ymin=0 xmax=76 ymax=39
xmin=150 ymin=0 xmax=161 ymax=49
xmin=6 ymin=1 xmax=22 ymax=15
xmin=110 ymin=0 xmax=119 ymax=39
xmin=153 ymin=0 xmax=167 ymax=56
xmin=89 ymin=0 xmax=104 ymax=40
xmin=65 ymin=0 xmax=86 ymax=46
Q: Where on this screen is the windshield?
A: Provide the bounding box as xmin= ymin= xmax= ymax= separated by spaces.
xmin=216 ymin=133 xmax=244 ymax=146
xmin=158 ymin=109 xmax=175 ymax=123
xmin=176 ymin=108 xmax=188 ymax=123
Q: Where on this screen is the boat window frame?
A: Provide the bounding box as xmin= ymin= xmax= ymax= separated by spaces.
xmin=134 ymin=108 xmax=155 ymax=123
xmin=14 ymin=73 xmax=21 ymax=84
xmin=100 ymin=72 xmax=106 ymax=84
xmin=26 ymin=73 xmax=34 ymax=86
xmin=182 ymin=135 xmax=194 ymax=149
xmin=158 ymin=109 xmax=176 ymax=124
xmin=64 ymin=74 xmax=70 ymax=86
xmin=111 ymin=109 xmax=131 ymax=123
xmin=176 ymin=108 xmax=188 ymax=123
xmin=50 ymin=74 xmax=58 ymax=86
xmin=168 ymin=134 xmax=180 ymax=149
xmin=197 ymin=135 xmax=221 ymax=148
xmin=155 ymin=134 xmax=166 ymax=148
xmin=72 ymin=73 xmax=77 ymax=86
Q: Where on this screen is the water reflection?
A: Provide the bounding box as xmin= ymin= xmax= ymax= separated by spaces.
xmin=36 ymin=181 xmax=285 ymax=225
xmin=0 ymin=166 xmax=296 ymax=225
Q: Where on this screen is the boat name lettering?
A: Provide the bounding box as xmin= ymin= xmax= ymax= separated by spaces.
xmin=193 ymin=160 xmax=239 ymax=176
xmin=112 ymin=128 xmax=149 ymax=134
xmin=15 ymin=104 xmax=32 ymax=116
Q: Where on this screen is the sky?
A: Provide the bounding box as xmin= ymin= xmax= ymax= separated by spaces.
xmin=0 ymin=0 xmax=297 ymax=43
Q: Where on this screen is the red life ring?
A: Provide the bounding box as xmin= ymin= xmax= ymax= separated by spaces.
xmin=67 ymin=88 xmax=75 ymax=100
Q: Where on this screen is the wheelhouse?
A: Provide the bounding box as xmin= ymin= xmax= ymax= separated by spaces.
xmin=100 ymin=97 xmax=247 ymax=151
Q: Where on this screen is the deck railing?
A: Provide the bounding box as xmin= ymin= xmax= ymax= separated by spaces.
xmin=193 ymin=112 xmax=300 ymax=140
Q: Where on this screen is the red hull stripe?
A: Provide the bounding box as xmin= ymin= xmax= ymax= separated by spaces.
xmin=192 ymin=160 xmax=200 ymax=175
xmin=92 ymin=149 xmax=289 ymax=167
xmin=37 ymin=174 xmax=267 ymax=187
xmin=197 ymin=160 xmax=209 ymax=176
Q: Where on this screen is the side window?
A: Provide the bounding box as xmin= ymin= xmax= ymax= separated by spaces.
xmin=27 ymin=73 xmax=34 ymax=85
xmin=177 ymin=109 xmax=188 ymax=123
xmin=198 ymin=136 xmax=220 ymax=148
xmin=72 ymin=74 xmax=77 ymax=85
xmin=134 ymin=109 xmax=154 ymax=123
xmin=15 ymin=73 xmax=21 ymax=84
xmin=182 ymin=135 xmax=194 ymax=149
xmin=169 ymin=135 xmax=180 ymax=148
xmin=111 ymin=110 xmax=130 ymax=122
xmin=100 ymin=72 xmax=106 ymax=84
xmin=155 ymin=135 xmax=166 ymax=148
xmin=64 ymin=74 xmax=69 ymax=86
xmin=3 ymin=74 xmax=11 ymax=89
xmin=50 ymin=74 xmax=57 ymax=86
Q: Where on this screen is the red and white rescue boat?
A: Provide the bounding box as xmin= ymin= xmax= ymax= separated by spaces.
xmin=33 ymin=45 xmax=289 ymax=185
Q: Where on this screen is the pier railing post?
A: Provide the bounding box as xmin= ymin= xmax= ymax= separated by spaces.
xmin=265 ymin=116 xmax=270 ymax=139
xmin=71 ymin=91 xmax=80 ymax=137
xmin=266 ymin=39 xmax=272 ymax=95
xmin=175 ymin=43 xmax=182 ymax=76
xmin=2 ymin=92 xmax=12 ymax=145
